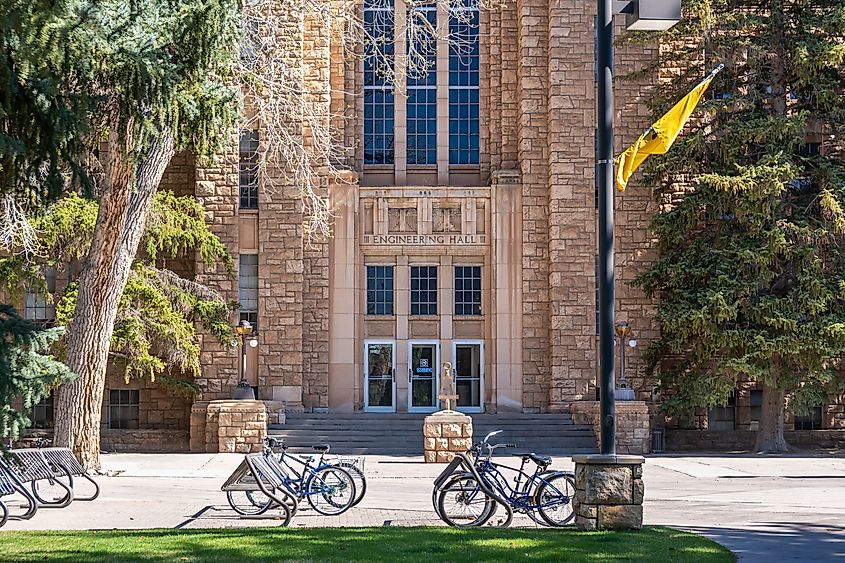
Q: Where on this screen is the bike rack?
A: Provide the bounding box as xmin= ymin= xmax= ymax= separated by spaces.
xmin=37 ymin=448 xmax=100 ymax=501
xmin=0 ymin=458 xmax=38 ymax=522
xmin=433 ymin=452 xmax=514 ymax=528
xmin=243 ymin=454 xmax=298 ymax=524
xmin=6 ymin=450 xmax=73 ymax=509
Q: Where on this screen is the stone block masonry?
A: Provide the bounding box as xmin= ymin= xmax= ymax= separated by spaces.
xmin=191 ymin=400 xmax=267 ymax=454
xmin=572 ymin=454 xmax=645 ymax=531
xmin=423 ymin=411 xmax=474 ymax=463
xmin=571 ymin=401 xmax=651 ymax=454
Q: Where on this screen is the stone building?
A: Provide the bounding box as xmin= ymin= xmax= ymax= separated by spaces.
xmin=20 ymin=1 xmax=845 ymax=453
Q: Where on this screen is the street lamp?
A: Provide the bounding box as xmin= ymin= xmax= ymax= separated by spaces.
xmin=596 ymin=0 xmax=680 ymax=455
xmin=614 ymin=321 xmax=637 ymax=401
xmin=232 ymin=320 xmax=258 ymax=400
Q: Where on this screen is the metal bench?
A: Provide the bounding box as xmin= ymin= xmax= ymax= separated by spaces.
xmin=221 ymin=453 xmax=297 ymax=525
xmin=6 ymin=449 xmax=74 ymax=508
xmin=0 ymin=457 xmax=38 ymax=526
xmin=36 ymin=448 xmax=100 ymax=501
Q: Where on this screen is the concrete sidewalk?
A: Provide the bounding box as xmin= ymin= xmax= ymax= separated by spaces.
xmin=1 ymin=453 xmax=844 ymax=562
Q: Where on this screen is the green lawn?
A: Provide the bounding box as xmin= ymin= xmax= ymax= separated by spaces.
xmin=0 ymin=526 xmax=732 ymax=562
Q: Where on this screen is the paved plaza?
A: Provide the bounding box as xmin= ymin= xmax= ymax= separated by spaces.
xmin=2 ymin=453 xmax=844 ymax=562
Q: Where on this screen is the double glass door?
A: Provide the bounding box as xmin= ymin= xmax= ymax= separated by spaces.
xmin=408 ymin=342 xmax=439 ymax=413
xmin=364 ymin=340 xmax=483 ymax=413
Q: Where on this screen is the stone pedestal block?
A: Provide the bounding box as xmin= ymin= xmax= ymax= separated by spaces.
xmin=570 ymin=401 xmax=651 ymax=454
xmin=572 ymin=454 xmax=645 ymax=531
xmin=190 ymin=400 xmax=267 ymax=453
xmin=423 ymin=411 xmax=473 ymax=463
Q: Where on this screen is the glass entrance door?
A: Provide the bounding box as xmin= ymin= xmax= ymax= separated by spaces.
xmin=454 ymin=341 xmax=483 ymax=413
xmin=365 ymin=341 xmax=395 ymax=412
xmin=408 ymin=341 xmax=439 ymax=412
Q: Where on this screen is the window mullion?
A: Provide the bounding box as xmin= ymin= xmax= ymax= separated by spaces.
xmin=436 ymin=0 xmax=449 ymax=183
xmin=394 ymin=0 xmax=408 ymax=182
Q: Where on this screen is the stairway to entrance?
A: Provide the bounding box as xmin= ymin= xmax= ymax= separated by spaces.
xmin=267 ymin=413 xmax=598 ymax=455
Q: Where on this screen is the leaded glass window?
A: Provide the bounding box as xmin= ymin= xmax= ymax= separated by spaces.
xmin=239 ymin=130 xmax=259 ymax=209
xmin=448 ymin=7 xmax=479 ymax=165
xmin=239 ymin=255 xmax=259 ymax=322
xmin=407 ymin=2 xmax=437 ymax=165
xmin=364 ymin=0 xmax=395 ymax=165
xmin=24 ymin=267 xmax=56 ymax=324
xmin=411 ymin=266 xmax=438 ymax=315
xmin=454 ymin=266 xmax=481 ymax=316
xmin=366 ymin=265 xmax=394 ymax=315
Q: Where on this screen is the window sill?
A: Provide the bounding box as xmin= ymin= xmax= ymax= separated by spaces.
xmin=238 ymin=208 xmax=259 ymax=214
xmin=453 ymin=315 xmax=484 ymax=320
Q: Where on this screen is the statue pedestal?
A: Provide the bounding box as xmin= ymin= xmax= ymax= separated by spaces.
xmin=422 ymin=410 xmax=473 ymax=463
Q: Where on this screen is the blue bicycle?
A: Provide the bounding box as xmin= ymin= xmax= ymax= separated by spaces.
xmin=226 ymin=437 xmax=357 ymax=517
xmin=433 ymin=430 xmax=575 ymax=527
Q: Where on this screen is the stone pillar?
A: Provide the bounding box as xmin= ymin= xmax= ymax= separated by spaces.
xmin=491 ymin=170 xmax=523 ymax=413
xmin=194 ymin=400 xmax=268 ymax=453
xmin=572 ymin=455 xmax=645 ymax=531
xmin=423 ymin=411 xmax=473 ymax=463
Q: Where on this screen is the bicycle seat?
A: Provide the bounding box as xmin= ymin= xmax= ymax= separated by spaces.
xmin=312 ymin=444 xmax=330 ymax=453
xmin=512 ymin=452 xmax=552 ymax=467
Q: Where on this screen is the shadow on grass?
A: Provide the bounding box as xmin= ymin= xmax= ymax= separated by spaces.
xmin=0 ymin=526 xmax=732 ymax=563
xmin=682 ymin=522 xmax=845 ymax=563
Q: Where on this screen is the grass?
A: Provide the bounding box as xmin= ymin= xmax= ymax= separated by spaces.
xmin=0 ymin=526 xmax=733 ymax=562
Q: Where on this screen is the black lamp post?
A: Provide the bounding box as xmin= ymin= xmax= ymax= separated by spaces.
xmin=596 ymin=0 xmax=680 ymax=455
xmin=232 ymin=320 xmax=258 ymax=400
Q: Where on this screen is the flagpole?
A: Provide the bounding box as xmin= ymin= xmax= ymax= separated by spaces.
xmin=597 ymin=0 xmax=616 ymax=456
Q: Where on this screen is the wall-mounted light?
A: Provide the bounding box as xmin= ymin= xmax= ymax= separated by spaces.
xmin=623 ymin=0 xmax=682 ymax=31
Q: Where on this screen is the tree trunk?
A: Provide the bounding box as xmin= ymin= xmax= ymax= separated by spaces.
xmin=53 ymin=130 xmax=175 ymax=469
xmin=755 ymin=382 xmax=789 ymax=454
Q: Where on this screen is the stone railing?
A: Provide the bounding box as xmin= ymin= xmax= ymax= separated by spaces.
xmin=570 ymin=400 xmax=651 ymax=454
xmin=190 ymin=400 xmax=267 ymax=453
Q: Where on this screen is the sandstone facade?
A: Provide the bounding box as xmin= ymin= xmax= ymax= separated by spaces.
xmin=18 ymin=2 xmax=845 ymax=453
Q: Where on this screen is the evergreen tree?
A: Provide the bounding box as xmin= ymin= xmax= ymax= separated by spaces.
xmin=0 ymin=0 xmax=241 ymax=467
xmin=0 ymin=191 xmax=234 ymax=386
xmin=0 ymin=305 xmax=74 ymax=440
xmin=633 ymin=0 xmax=845 ymax=452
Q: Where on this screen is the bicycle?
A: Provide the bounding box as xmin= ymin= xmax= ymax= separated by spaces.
xmin=226 ymin=437 xmax=359 ymax=517
xmin=433 ymin=430 xmax=575 ymax=527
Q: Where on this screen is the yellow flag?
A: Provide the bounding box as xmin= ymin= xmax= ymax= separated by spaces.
xmin=615 ymin=65 xmax=724 ymax=192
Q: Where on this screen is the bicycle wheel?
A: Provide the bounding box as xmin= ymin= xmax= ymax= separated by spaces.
xmin=436 ymin=474 xmax=496 ymax=527
xmin=336 ymin=462 xmax=366 ymax=507
xmin=305 ymin=466 xmax=356 ymax=516
xmin=535 ymin=473 xmax=575 ymax=526
xmin=227 ymin=490 xmax=272 ymax=516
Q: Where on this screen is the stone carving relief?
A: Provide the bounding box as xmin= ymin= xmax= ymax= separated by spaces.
xmin=388 ymin=207 xmax=418 ymax=233
xmin=433 ymin=207 xmax=461 ymax=233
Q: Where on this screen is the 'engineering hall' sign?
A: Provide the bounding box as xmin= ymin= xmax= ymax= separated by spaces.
xmin=361 ymin=234 xmax=487 ymax=246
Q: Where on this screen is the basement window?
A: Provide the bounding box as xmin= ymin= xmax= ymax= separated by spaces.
xmin=108 ymin=389 xmax=140 ymax=430
xmin=794 ymin=406 xmax=823 ymax=431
